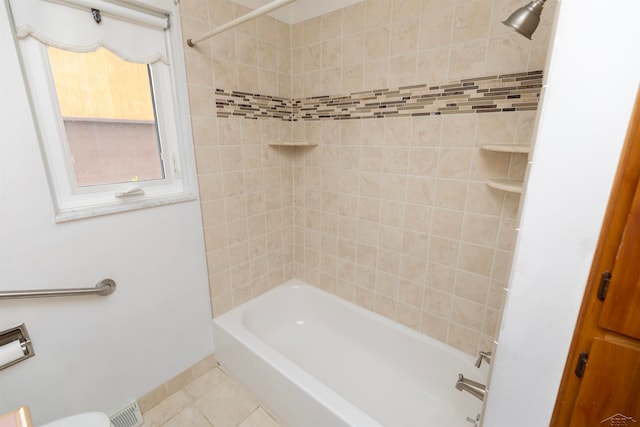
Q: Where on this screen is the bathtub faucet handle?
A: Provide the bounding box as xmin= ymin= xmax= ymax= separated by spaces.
xmin=475 ymin=350 xmax=492 ymax=368
xmin=466 ymin=414 xmax=481 ymax=427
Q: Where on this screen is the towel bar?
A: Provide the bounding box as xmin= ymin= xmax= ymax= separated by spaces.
xmin=0 ymin=279 xmax=116 ymax=300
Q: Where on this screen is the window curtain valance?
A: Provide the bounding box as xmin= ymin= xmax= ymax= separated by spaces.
xmin=9 ymin=0 xmax=170 ymax=64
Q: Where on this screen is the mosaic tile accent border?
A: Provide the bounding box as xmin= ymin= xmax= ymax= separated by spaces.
xmin=215 ymin=70 xmax=543 ymax=121
xmin=215 ymin=91 xmax=294 ymax=120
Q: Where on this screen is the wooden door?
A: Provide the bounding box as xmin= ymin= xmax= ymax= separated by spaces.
xmin=551 ymin=89 xmax=640 ymax=426
xmin=568 ymin=339 xmax=640 ymax=426
xmin=599 ymin=177 xmax=640 ymax=339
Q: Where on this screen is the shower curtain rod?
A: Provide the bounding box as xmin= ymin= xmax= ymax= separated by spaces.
xmin=187 ymin=0 xmax=296 ymax=47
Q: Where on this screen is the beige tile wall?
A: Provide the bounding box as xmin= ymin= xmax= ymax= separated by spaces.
xmin=180 ymin=0 xmax=296 ymax=316
xmin=288 ymin=0 xmax=555 ymax=355
xmin=291 ymin=0 xmax=555 ymax=98
xmin=291 ymin=111 xmax=535 ymax=354
xmin=180 ymin=0 xmax=555 ymax=355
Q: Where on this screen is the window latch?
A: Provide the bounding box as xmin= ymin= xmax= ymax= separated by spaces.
xmin=115 ymin=185 xmax=145 ymax=198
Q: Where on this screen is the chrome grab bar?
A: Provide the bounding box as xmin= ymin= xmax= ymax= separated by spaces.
xmin=0 ymin=279 xmax=116 ymax=300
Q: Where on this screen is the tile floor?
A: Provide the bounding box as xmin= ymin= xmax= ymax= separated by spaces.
xmin=140 ymin=365 xmax=283 ymax=427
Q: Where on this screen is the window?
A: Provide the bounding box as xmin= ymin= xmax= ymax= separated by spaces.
xmin=10 ymin=0 xmax=196 ymax=221
xmin=49 ymin=47 xmax=165 ymax=187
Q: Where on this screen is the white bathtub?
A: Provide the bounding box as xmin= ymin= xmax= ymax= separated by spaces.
xmin=213 ymin=279 xmax=488 ymax=427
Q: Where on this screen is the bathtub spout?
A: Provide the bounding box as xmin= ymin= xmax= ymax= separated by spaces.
xmin=455 ymin=374 xmax=486 ymax=401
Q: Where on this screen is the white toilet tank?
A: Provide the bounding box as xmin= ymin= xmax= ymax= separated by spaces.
xmin=40 ymin=411 xmax=110 ymax=427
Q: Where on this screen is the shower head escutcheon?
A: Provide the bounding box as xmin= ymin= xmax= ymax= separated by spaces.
xmin=502 ymin=0 xmax=547 ymax=40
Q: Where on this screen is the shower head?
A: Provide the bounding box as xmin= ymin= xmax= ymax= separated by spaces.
xmin=502 ymin=0 xmax=546 ymax=40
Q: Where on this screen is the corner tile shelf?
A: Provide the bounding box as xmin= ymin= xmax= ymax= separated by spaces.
xmin=480 ymin=144 xmax=530 ymax=153
xmin=487 ymin=179 xmax=524 ymax=193
xmin=481 ymin=144 xmax=530 ymax=194
xmin=268 ymin=141 xmax=318 ymax=147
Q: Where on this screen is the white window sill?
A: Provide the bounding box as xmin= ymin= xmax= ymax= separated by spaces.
xmin=53 ymin=192 xmax=197 ymax=222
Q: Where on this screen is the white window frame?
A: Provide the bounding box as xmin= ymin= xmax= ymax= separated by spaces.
xmin=13 ymin=1 xmax=197 ymax=222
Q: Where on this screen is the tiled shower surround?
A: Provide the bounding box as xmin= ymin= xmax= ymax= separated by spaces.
xmin=180 ymin=0 xmax=555 ymax=355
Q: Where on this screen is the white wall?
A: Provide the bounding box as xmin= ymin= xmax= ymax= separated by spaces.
xmin=0 ymin=2 xmax=213 ymax=425
xmin=483 ymin=0 xmax=640 ymax=425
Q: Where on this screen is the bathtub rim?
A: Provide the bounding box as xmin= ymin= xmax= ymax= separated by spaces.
xmin=212 ymin=279 xmax=486 ymax=427
xmin=218 ymin=279 xmax=480 ymax=365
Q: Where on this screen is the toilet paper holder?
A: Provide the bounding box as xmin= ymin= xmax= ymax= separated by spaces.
xmin=0 ymin=324 xmax=35 ymax=371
